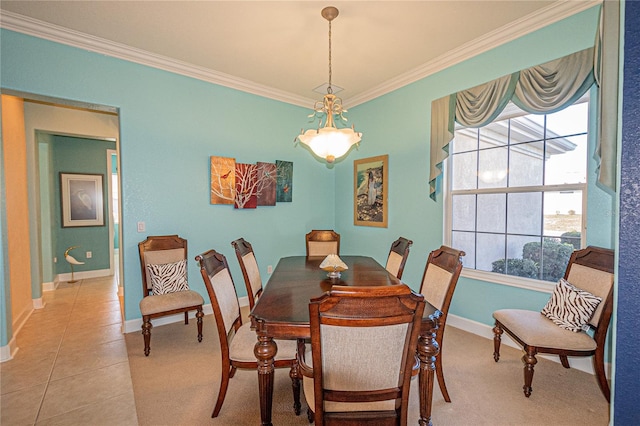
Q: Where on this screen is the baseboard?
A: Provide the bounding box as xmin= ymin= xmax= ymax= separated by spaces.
xmin=123 ymin=303 xmax=215 ymax=334
xmin=0 ymin=337 xmax=18 ymax=362
xmin=33 ymin=297 xmax=44 ymax=309
xmin=123 ymin=296 xmax=250 ymax=334
xmin=447 ymin=313 xmax=611 ymax=378
xmin=42 ymin=281 xmax=57 ymax=292
xmin=56 ymin=268 xmax=111 ymax=282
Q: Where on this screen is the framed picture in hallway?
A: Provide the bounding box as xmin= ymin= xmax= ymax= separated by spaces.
xmin=60 ymin=172 xmax=105 ymax=227
xmin=354 ymin=155 xmax=388 ymax=228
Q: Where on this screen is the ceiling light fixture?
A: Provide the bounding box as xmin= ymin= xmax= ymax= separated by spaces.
xmin=295 ymin=6 xmax=362 ymax=164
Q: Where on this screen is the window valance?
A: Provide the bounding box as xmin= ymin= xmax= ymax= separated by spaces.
xmin=429 ymin=2 xmax=619 ymax=201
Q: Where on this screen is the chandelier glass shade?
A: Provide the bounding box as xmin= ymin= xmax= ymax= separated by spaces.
xmin=295 ymin=6 xmax=362 ymax=163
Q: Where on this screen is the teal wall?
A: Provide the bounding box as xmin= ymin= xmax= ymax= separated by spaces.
xmin=0 ymin=5 xmax=614 ymax=339
xmin=52 ymin=135 xmax=116 ymax=274
xmin=0 ymin=112 xmax=11 ymax=346
xmin=0 ymin=28 xmax=336 ymax=323
xmin=335 ymin=5 xmax=613 ymax=326
xmin=111 ymin=152 xmax=119 ymax=250
xmin=37 ymin=133 xmax=55 ymax=283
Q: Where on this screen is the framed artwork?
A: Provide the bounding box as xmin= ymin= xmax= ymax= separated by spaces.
xmin=235 ymin=163 xmax=258 ymax=209
xmin=210 ymin=156 xmax=236 ymax=204
xmin=60 ymin=172 xmax=105 ymax=227
xmin=276 ymin=160 xmax=293 ymax=202
xmin=354 ymin=155 xmax=388 ymax=227
xmin=256 ymin=162 xmax=277 ymax=206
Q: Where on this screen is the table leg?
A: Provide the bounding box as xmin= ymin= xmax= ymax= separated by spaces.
xmin=417 ymin=311 xmax=441 ymax=426
xmin=254 ymin=324 xmax=277 ymax=426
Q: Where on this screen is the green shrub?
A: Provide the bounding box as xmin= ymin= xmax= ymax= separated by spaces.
xmin=491 ymin=258 xmax=539 ymax=279
xmin=492 ymin=238 xmax=576 ymax=282
xmin=560 ymin=231 xmax=581 ymax=250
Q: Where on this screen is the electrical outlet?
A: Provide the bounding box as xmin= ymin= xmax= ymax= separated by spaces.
xmin=267 ymin=265 xmax=273 ymax=274
xmin=137 ymin=221 xmax=146 ymax=232
xmin=53 ymin=257 xmax=57 ymax=263
xmin=86 ymin=251 xmax=92 ymax=259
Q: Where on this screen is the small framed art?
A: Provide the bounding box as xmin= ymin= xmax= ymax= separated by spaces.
xmin=354 ymin=155 xmax=388 ymax=227
xmin=60 ymin=172 xmax=105 ymax=227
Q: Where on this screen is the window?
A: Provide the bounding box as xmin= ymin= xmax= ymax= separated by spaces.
xmin=445 ymin=100 xmax=588 ymax=284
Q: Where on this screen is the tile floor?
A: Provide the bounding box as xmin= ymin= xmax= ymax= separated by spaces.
xmin=0 ymin=275 xmax=139 ymax=425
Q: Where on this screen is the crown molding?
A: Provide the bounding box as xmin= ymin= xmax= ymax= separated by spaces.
xmin=0 ymin=11 xmax=316 ymax=108
xmin=345 ymin=0 xmax=601 ymax=107
xmin=1 ymin=1 xmax=600 ymax=109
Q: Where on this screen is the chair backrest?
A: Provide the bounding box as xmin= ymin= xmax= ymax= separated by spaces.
xmin=419 ymin=246 xmax=465 ymax=317
xmin=307 ymin=284 xmax=425 ymax=425
xmin=385 ymin=237 xmax=413 ymax=280
xmin=138 ymin=235 xmax=188 ymax=297
xmin=306 ymin=230 xmax=340 ymax=257
xmin=231 ymin=237 xmax=263 ymax=309
xmin=195 ymin=249 xmax=242 ymax=353
xmin=563 ymin=246 xmax=614 ymax=332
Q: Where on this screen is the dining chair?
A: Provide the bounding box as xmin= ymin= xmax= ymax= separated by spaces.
xmin=417 ymin=245 xmax=465 ymax=402
xmin=231 ymin=237 xmax=262 ymax=309
xmin=195 ymin=248 xmax=301 ymax=418
xmin=385 ymin=237 xmax=413 ymax=280
xmin=138 ymin=235 xmax=204 ymax=356
xmin=298 ymin=284 xmax=425 ymax=425
xmin=305 ymin=229 xmax=340 ymax=257
xmin=493 ymin=246 xmax=614 ymax=401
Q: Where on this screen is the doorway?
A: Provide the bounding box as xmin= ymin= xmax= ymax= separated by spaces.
xmin=2 ymin=90 xmax=122 ymax=350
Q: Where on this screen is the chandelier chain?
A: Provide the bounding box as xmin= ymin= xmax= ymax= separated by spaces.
xmin=328 ymin=19 xmax=332 ymax=94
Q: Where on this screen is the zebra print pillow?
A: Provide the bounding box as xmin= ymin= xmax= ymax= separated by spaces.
xmin=147 ymin=259 xmax=189 ymax=295
xmin=541 ymin=278 xmax=602 ymax=332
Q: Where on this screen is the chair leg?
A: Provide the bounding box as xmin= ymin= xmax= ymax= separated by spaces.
xmin=196 ymin=307 xmax=204 ymax=342
xmin=493 ymin=323 xmax=503 ymax=362
xmin=436 ymin=350 xmax=451 ymax=403
xmin=559 ymin=355 xmax=570 ymax=368
xmin=290 ymin=362 xmax=301 ymax=415
xmin=184 ymin=311 xmax=189 ymax=324
xmin=593 ymin=348 xmax=611 ymax=402
xmin=142 ymin=316 xmax=152 ymax=356
xmin=307 ymin=407 xmax=314 ymax=423
xmin=212 ymin=365 xmax=232 ymax=418
xmin=522 ymin=347 xmax=537 ymax=397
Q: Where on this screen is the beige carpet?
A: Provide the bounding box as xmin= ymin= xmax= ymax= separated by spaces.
xmin=124 ymin=312 xmax=609 ymax=425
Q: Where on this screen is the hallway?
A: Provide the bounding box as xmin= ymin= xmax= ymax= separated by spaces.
xmin=0 ymin=275 xmax=138 ymax=425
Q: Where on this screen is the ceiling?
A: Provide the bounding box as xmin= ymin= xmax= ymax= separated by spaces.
xmin=0 ymin=1 xmax=600 ymax=107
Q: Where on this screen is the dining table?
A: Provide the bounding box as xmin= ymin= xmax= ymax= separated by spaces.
xmin=250 ymin=255 xmax=442 ymax=426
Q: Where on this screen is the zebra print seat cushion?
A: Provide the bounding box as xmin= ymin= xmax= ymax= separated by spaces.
xmin=147 ymin=259 xmax=190 ymax=295
xmin=541 ymin=278 xmax=602 ymax=332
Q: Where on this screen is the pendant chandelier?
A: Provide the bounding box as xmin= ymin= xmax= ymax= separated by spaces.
xmin=295 ymin=6 xmax=362 ymax=164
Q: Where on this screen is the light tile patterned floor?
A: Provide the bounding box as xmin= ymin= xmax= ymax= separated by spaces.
xmin=0 ymin=276 xmax=138 ymax=425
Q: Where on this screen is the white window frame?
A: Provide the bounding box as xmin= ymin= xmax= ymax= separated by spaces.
xmin=443 ymin=100 xmax=589 ymax=293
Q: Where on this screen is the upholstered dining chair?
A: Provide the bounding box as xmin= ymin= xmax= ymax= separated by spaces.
xmin=231 ymin=237 xmax=262 ymax=309
xmin=195 ymin=249 xmax=301 ymax=418
xmin=305 ymin=230 xmax=340 ymax=258
xmin=385 ymin=237 xmax=413 ymax=280
xmin=138 ymin=235 xmax=204 ymax=356
xmin=298 ymin=284 xmax=425 ymax=425
xmin=417 ymin=245 xmax=465 ymax=403
xmin=493 ymin=246 xmax=615 ymax=401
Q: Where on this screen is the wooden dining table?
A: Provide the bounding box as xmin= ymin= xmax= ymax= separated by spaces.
xmin=250 ymin=255 xmax=442 ymax=426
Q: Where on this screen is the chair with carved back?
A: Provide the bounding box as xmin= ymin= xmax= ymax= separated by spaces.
xmin=231 ymin=237 xmax=263 ymax=309
xmin=195 ymin=248 xmax=301 ymax=418
xmin=416 ymin=245 xmax=465 ymax=402
xmin=138 ymin=235 xmax=204 ymax=356
xmin=298 ymin=284 xmax=425 ymax=425
xmin=305 ymin=230 xmax=340 ymax=258
xmin=385 ymin=237 xmax=413 ymax=280
xmin=493 ymin=246 xmax=615 ymax=401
